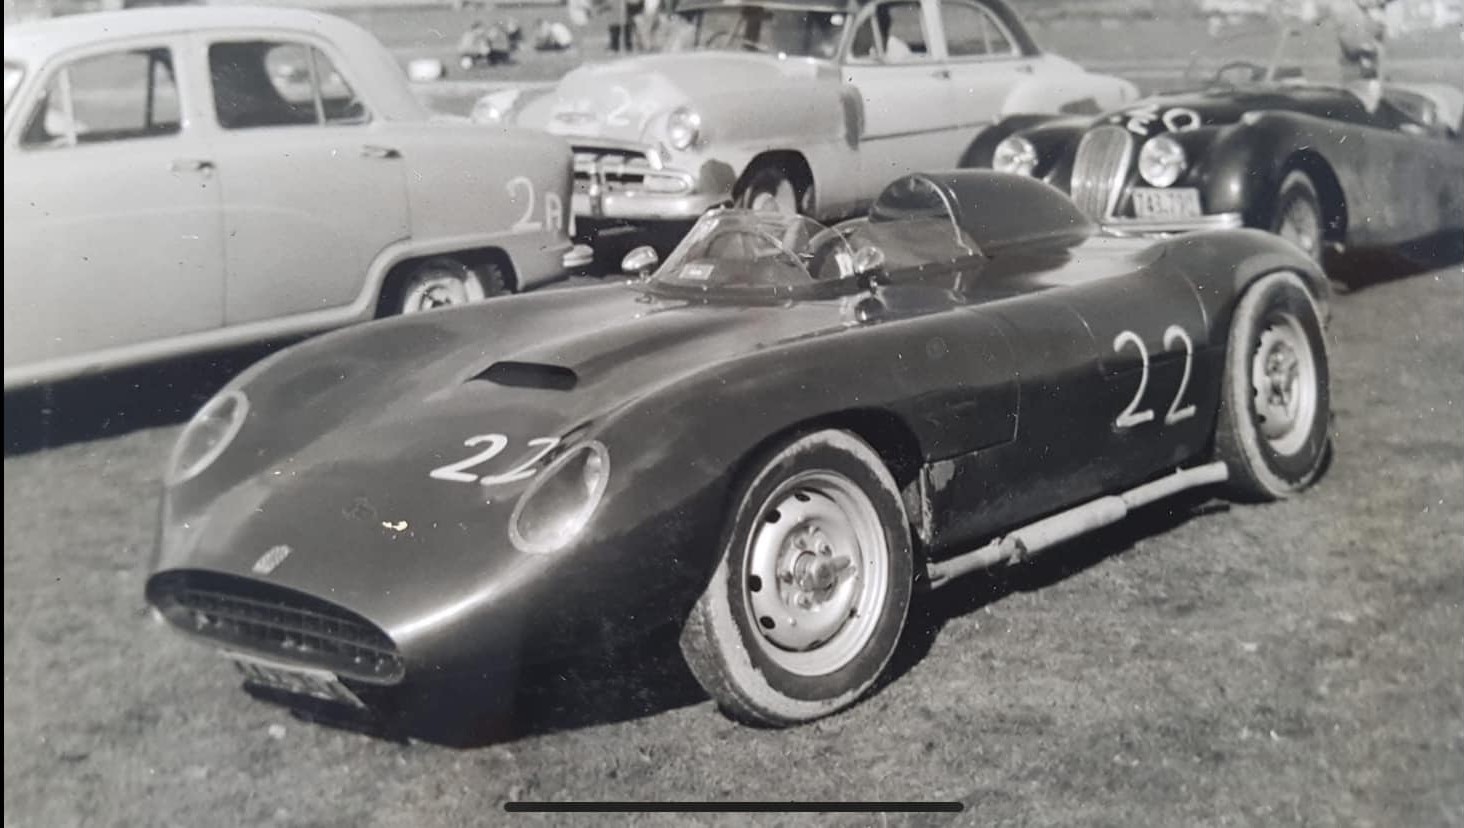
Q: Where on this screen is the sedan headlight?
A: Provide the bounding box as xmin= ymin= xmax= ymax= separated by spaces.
xmin=1138 ymin=134 xmax=1188 ymax=188
xmin=166 ymin=390 xmax=248 ymax=485
xmin=509 ymin=441 xmax=610 ymax=555
xmin=665 ymin=107 xmax=701 ymax=151
xmin=992 ymin=135 xmax=1039 ymax=177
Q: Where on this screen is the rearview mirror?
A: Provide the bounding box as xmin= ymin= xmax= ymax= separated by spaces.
xmin=621 ymin=245 xmax=660 ymax=278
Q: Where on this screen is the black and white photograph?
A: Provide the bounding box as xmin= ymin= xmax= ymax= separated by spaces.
xmin=4 ymin=0 xmax=1461 ymax=823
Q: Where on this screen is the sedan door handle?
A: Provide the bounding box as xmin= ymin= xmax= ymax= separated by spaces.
xmin=170 ymin=158 xmax=215 ymax=173
xmin=931 ymin=68 xmax=952 ymax=79
xmin=1015 ymin=63 xmax=1035 ymax=74
xmin=361 ymin=144 xmax=401 ymax=159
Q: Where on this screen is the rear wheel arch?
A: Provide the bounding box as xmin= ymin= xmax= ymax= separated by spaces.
xmin=375 ymin=247 xmax=518 ymax=317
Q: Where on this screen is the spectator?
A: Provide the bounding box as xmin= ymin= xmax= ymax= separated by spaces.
xmin=1317 ymin=0 xmax=1396 ymax=110
xmin=534 ymin=18 xmax=575 ymax=50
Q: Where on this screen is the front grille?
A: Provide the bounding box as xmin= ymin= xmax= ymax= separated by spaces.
xmin=1070 ymin=126 xmax=1134 ymax=220
xmin=572 ymin=146 xmax=651 ymax=195
xmin=148 ymin=571 xmax=404 ymax=684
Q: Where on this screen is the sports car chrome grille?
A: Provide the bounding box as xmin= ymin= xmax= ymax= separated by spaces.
xmin=148 ymin=571 xmax=404 ymax=684
xmin=572 ymin=146 xmax=651 ymax=195
xmin=1071 ymin=126 xmax=1134 ymax=220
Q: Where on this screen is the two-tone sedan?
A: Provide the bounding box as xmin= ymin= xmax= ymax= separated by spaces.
xmin=4 ymin=7 xmax=590 ymax=392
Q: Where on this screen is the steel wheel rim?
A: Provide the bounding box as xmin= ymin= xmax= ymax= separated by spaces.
xmin=742 ymin=470 xmax=889 ymax=677
xmin=401 ymin=271 xmax=482 ymax=313
xmin=1250 ymin=311 xmax=1319 ymax=456
xmin=1277 ymin=196 xmax=1321 ymax=258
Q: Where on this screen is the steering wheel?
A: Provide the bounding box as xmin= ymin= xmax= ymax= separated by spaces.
xmin=1211 ymin=60 xmax=1267 ymax=87
xmin=703 ymin=30 xmax=769 ymax=53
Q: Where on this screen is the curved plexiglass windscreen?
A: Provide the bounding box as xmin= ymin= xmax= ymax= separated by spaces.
xmin=652 ymin=210 xmax=858 ymax=289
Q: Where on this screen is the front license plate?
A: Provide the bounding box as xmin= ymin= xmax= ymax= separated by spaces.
xmin=1132 ymin=187 xmax=1202 ymax=219
xmin=227 ymin=651 xmax=366 ymax=709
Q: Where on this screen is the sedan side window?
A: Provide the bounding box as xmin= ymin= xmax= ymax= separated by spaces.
xmin=942 ymin=2 xmax=1016 ymax=58
xmin=21 ymin=47 xmax=179 ymax=148
xmin=210 ymin=40 xmax=368 ymax=130
xmin=846 ymin=1 xmax=932 ymax=64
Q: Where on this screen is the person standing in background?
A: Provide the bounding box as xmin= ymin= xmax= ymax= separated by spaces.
xmin=1315 ymin=0 xmax=1396 ymax=110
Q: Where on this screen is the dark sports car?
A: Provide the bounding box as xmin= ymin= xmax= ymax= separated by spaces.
xmin=146 ymin=171 xmax=1333 ymax=728
xmin=963 ymin=55 xmax=1464 ymax=263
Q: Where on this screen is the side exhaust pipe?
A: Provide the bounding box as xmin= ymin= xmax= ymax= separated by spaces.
xmin=925 ymin=461 xmax=1230 ymax=589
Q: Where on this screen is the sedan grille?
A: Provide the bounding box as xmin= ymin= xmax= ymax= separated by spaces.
xmin=148 ymin=571 xmax=404 ymax=684
xmin=1071 ymin=126 xmax=1134 ymax=220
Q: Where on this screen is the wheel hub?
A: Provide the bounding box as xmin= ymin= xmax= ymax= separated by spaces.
xmin=1250 ymin=314 xmax=1318 ymax=455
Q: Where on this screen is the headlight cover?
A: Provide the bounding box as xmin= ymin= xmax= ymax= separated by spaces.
xmin=992 ymin=135 xmax=1039 ymax=177
xmin=166 ymin=390 xmax=248 ymax=486
xmin=509 ymin=441 xmax=610 ymax=555
xmin=1138 ymin=134 xmax=1187 ymax=188
xmin=665 ymin=107 xmax=701 ymax=151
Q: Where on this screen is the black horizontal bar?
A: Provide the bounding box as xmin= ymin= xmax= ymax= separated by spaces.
xmin=504 ymin=801 xmax=963 ymax=813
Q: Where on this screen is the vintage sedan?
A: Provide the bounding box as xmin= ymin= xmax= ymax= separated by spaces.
xmin=146 ymin=171 xmax=1332 ymax=728
xmin=3 ymin=7 xmax=589 ymax=392
xmin=964 ymin=35 xmax=1464 ymax=263
xmin=472 ymin=0 xmax=1136 ymax=240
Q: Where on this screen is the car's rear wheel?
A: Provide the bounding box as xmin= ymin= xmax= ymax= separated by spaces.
xmin=1214 ymin=270 xmax=1331 ymax=501
xmin=680 ymin=429 xmax=913 ymax=726
xmin=391 ymin=257 xmax=507 ymax=316
xmin=1271 ymin=171 xmax=1325 ymax=263
xmin=738 ymin=164 xmax=802 ymax=215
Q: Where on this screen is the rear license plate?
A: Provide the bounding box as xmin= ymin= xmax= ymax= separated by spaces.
xmin=227 ymin=651 xmax=366 ymax=709
xmin=1132 ymin=188 xmax=1202 ymax=219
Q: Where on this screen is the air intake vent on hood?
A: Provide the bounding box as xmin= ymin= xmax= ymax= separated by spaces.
xmin=476 ymin=361 xmax=579 ymax=391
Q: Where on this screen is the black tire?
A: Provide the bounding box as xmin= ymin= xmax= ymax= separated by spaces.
xmin=1214 ymin=270 xmax=1331 ymax=501
xmin=387 ymin=256 xmax=508 ymax=316
xmin=1271 ymin=170 xmax=1326 ymax=263
xmin=737 ymin=163 xmax=804 ymax=215
xmin=679 ymin=429 xmax=914 ymax=726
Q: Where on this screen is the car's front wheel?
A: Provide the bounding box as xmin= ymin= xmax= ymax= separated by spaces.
xmin=1214 ymin=270 xmax=1331 ymax=500
xmin=738 ymin=164 xmax=803 ymax=215
xmin=680 ymin=429 xmax=914 ymax=726
xmin=1271 ymin=170 xmax=1325 ymax=263
xmin=391 ymin=257 xmax=507 ymax=316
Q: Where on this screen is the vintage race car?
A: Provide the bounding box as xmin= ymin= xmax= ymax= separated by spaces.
xmin=3 ymin=7 xmax=590 ymax=392
xmin=472 ymin=0 xmax=1136 ymax=239
xmin=963 ymin=30 xmax=1464 ymax=262
xmin=146 ymin=171 xmax=1333 ymax=728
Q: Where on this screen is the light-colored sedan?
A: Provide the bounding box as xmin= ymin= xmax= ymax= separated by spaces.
xmin=474 ymin=0 xmax=1137 ymax=233
xmin=4 ymin=7 xmax=590 ymax=392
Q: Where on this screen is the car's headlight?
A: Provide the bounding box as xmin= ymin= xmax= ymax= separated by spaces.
xmin=992 ymin=135 xmax=1039 ymax=176
xmin=166 ymin=390 xmax=249 ymax=486
xmin=665 ymin=107 xmax=701 ymax=151
xmin=1138 ymin=134 xmax=1187 ymax=188
xmin=508 ymin=441 xmax=610 ymax=555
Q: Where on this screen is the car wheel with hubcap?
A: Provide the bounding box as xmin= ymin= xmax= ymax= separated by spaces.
xmin=1214 ymin=270 xmax=1331 ymax=500
xmin=392 ymin=257 xmax=507 ymax=316
xmin=679 ymin=429 xmax=913 ymax=726
xmin=1271 ymin=170 xmax=1325 ymax=263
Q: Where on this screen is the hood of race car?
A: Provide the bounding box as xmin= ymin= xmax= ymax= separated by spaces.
xmin=151 ymin=282 xmax=847 ymax=638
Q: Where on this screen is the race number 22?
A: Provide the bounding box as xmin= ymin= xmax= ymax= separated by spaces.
xmin=1113 ymin=324 xmax=1197 ymax=429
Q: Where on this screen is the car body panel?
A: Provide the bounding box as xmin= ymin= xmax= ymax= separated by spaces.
xmin=146 ymin=172 xmax=1326 ymax=705
xmin=3 ymin=7 xmax=579 ymax=392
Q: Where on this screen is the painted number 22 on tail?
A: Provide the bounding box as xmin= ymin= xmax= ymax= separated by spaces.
xmin=1113 ymin=325 xmax=1197 ymax=429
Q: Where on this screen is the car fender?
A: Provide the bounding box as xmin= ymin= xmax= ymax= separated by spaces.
xmin=1156 ymin=228 xmax=1332 ymax=335
xmin=1000 ymin=66 xmax=1139 ymax=121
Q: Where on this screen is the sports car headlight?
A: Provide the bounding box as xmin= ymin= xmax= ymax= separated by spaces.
xmin=166 ymin=390 xmax=248 ymax=485
xmin=509 ymin=441 xmax=610 ymax=555
xmin=665 ymin=107 xmax=701 ymax=151
xmin=992 ymin=135 xmax=1039 ymax=177
xmin=1138 ymin=135 xmax=1187 ymax=188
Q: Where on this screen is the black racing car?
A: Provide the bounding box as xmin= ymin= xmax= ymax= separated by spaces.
xmin=963 ymin=28 xmax=1464 ymax=264
xmin=146 ymin=170 xmax=1333 ymax=729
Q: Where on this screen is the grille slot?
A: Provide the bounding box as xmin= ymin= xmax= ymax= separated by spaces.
xmin=1070 ymin=126 xmax=1134 ymax=220
xmin=573 ymin=146 xmax=651 ymax=195
xmin=149 ymin=571 xmax=404 ymax=684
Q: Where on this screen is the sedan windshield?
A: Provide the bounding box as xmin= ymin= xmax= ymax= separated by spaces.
xmin=667 ymin=5 xmax=848 ymax=59
xmin=653 ymin=210 xmax=857 ymax=289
